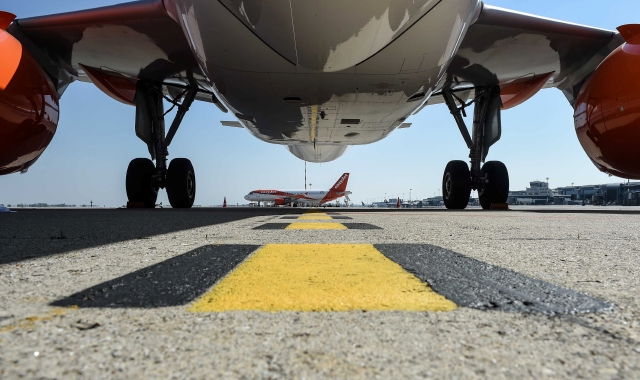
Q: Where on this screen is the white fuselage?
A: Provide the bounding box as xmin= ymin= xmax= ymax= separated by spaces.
xmin=244 ymin=189 xmax=348 ymax=204
xmin=166 ymin=0 xmax=482 ymax=162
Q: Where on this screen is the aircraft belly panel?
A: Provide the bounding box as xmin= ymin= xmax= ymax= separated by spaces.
xmin=354 ymin=0 xmax=481 ymax=75
xmin=171 ymin=0 xmax=480 ymax=162
xmin=290 ymin=0 xmax=441 ymax=72
xmin=173 ymin=0 xmax=298 ymax=72
xmin=215 ymin=0 xmax=298 ymax=65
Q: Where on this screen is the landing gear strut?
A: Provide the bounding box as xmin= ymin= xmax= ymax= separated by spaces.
xmin=126 ymin=75 xmax=199 ymax=208
xmin=442 ymin=84 xmax=509 ymax=209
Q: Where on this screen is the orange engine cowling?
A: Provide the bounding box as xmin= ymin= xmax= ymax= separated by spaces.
xmin=0 ymin=27 xmax=59 ymax=175
xmin=573 ymin=25 xmax=640 ymax=179
xmin=274 ymin=198 xmax=287 ymax=206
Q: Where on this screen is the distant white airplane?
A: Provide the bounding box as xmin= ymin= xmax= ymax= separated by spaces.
xmin=244 ymin=173 xmax=351 ymax=206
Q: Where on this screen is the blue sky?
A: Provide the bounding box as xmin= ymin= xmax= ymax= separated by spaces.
xmin=2 ymin=0 xmax=639 ymax=206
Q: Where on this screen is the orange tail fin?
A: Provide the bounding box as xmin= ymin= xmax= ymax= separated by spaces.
xmin=331 ymin=173 xmax=349 ymax=192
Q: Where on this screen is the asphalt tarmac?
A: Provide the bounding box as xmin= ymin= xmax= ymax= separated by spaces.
xmin=1 ymin=207 xmax=639 ymax=378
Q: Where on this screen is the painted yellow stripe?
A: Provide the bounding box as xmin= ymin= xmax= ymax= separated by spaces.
xmin=297 ymin=214 xmax=332 ymax=220
xmin=190 ymin=244 xmax=457 ymax=312
xmin=0 ymin=307 xmax=76 ymax=334
xmin=285 ymin=222 xmax=347 ymax=230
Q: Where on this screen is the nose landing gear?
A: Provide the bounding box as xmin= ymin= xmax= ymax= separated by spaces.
xmin=442 ymin=84 xmax=509 ymax=210
xmin=126 ymin=76 xmax=199 ymax=208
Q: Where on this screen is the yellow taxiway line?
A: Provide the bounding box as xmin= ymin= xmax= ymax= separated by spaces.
xmin=296 ymin=214 xmax=333 ymax=220
xmin=0 ymin=307 xmax=76 ymax=334
xmin=285 ymin=222 xmax=347 ymax=230
xmin=190 ymin=244 xmax=457 ymax=312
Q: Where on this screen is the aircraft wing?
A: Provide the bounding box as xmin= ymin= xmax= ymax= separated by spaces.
xmin=7 ymin=0 xmax=207 ymax=98
xmin=426 ymin=4 xmax=625 ymax=108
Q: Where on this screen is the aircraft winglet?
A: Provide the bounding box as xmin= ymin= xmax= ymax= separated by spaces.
xmin=618 ymin=24 xmax=640 ymax=44
xmin=0 ymin=11 xmax=16 ymax=30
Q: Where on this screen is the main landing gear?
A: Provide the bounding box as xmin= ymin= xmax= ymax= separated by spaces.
xmin=126 ymin=77 xmax=199 ymax=208
xmin=441 ymin=84 xmax=509 ymax=210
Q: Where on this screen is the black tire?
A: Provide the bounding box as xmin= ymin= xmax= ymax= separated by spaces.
xmin=166 ymin=158 xmax=196 ymax=208
xmin=479 ymin=161 xmax=509 ymax=210
xmin=126 ymin=158 xmax=158 ymax=208
xmin=442 ymin=160 xmax=471 ymax=209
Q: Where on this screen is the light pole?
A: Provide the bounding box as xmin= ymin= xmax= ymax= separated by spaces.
xmin=410 ymin=189 xmax=412 ymax=202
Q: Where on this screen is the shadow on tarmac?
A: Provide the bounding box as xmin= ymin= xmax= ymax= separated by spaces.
xmin=2 ymin=207 xmax=638 ymax=266
xmin=0 ymin=208 xmax=301 ymax=265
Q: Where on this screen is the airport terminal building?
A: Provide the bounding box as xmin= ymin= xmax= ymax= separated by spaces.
xmin=508 ymin=180 xmax=640 ymax=206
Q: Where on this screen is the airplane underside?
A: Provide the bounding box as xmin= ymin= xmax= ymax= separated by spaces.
xmin=2 ymin=0 xmax=640 ymax=209
xmin=172 ymin=0 xmax=480 ymax=163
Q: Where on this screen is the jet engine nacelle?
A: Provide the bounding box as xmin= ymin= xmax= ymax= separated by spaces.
xmin=573 ymin=25 xmax=640 ymax=179
xmin=0 ymin=27 xmax=59 ymax=175
xmin=274 ymin=198 xmax=287 ymax=206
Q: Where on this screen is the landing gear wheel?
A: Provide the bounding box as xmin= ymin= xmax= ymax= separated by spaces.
xmin=126 ymin=158 xmax=158 ymax=208
xmin=442 ymin=160 xmax=471 ymax=210
xmin=166 ymin=158 xmax=196 ymax=208
xmin=479 ymin=161 xmax=509 ymax=210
